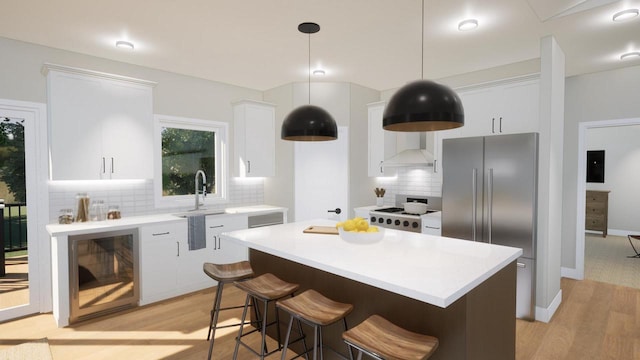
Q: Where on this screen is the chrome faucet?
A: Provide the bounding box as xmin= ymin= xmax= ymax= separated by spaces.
xmin=194 ymin=170 xmax=207 ymax=210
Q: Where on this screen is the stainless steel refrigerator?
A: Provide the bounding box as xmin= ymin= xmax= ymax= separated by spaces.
xmin=442 ymin=132 xmax=538 ymax=320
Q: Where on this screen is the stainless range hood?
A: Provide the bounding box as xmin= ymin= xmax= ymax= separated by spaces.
xmin=383 ymin=132 xmax=434 ymax=167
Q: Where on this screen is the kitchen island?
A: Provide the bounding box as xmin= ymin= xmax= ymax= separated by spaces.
xmin=222 ymin=219 xmax=522 ymax=360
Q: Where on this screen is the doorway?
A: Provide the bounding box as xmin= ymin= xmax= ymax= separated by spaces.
xmin=294 ymin=126 xmax=349 ymax=222
xmin=0 ymin=99 xmax=48 ymax=322
xmin=575 ymin=117 xmax=640 ymax=282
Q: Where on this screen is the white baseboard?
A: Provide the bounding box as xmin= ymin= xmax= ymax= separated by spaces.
xmin=535 ymin=289 xmax=562 ymax=323
xmin=608 ymin=228 xmax=639 ymax=237
xmin=561 ymin=266 xmax=583 ymax=280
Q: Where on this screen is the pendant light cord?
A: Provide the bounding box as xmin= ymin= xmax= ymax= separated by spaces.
xmin=308 ymin=31 xmax=311 ymax=104
xmin=421 ymin=0 xmax=424 ymax=80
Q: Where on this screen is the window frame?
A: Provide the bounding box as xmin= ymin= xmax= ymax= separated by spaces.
xmin=153 ymin=114 xmax=229 ymax=209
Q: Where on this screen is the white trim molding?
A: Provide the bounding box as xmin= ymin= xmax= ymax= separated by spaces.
xmin=41 ymin=63 xmax=157 ymax=87
xmin=535 ymin=289 xmax=562 ymax=323
xmin=575 ymin=117 xmax=640 ymax=281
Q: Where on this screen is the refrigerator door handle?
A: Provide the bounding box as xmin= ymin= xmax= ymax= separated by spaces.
xmin=517 ymin=262 xmax=526 ymax=268
xmin=488 ymin=168 xmax=494 ymax=244
xmin=472 ymin=168 xmax=478 ymax=241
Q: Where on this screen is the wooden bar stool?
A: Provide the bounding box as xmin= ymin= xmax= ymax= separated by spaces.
xmin=233 ymin=273 xmax=300 ymax=359
xmin=203 ymin=261 xmax=255 ymax=360
xmin=277 ymin=289 xmax=353 ymax=360
xmin=342 ymin=315 xmax=439 ymax=360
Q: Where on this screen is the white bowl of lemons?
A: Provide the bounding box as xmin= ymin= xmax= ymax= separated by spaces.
xmin=336 ymin=217 xmax=385 ymax=244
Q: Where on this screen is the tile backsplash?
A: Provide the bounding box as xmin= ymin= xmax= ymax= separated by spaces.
xmin=374 ymin=166 xmax=442 ymax=206
xmin=48 ymin=178 xmax=264 ymax=223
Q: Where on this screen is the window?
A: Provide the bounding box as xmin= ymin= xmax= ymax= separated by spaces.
xmin=154 ymin=115 xmax=228 ymax=208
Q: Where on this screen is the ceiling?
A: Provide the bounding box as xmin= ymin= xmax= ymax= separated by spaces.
xmin=1 ymin=0 xmax=639 ymax=91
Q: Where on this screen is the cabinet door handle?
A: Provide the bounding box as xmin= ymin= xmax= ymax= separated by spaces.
xmin=102 ymin=157 xmax=106 ymax=174
xmin=176 ymin=241 xmax=180 ymax=257
xmin=218 ymin=236 xmax=222 ymax=250
xmin=152 ymin=232 xmax=170 ymax=236
xmin=209 ymin=225 xmax=224 ymax=229
xmin=434 ymin=159 xmax=438 ymax=174
xmin=111 ymin=157 xmax=114 ymax=174
xmin=247 ymin=160 xmax=251 ymax=173
xmin=379 ymin=160 xmax=383 ymax=174
xmin=491 ymin=118 xmax=495 ymax=133
xmin=499 ymin=117 xmax=503 ymax=133
xmin=213 ymin=235 xmax=217 ymax=250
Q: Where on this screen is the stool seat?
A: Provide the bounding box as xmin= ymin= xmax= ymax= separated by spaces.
xmin=277 ymin=289 xmax=353 ymax=359
xmin=233 ymin=273 xmax=301 ymax=359
xmin=203 ymin=261 xmax=254 ymax=281
xmin=343 ymin=315 xmax=439 ymax=360
xmin=234 ymin=272 xmax=299 ymax=300
xmin=277 ymin=289 xmax=353 ymax=326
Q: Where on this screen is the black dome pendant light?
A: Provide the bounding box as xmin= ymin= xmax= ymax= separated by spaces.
xmin=281 ymin=22 xmax=338 ymax=141
xmin=383 ymin=0 xmax=464 ymax=132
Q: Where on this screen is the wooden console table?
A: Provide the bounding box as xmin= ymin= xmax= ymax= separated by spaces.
xmin=586 ymin=190 xmax=610 ymax=237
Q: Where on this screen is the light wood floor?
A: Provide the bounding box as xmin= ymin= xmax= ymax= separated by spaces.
xmin=1 ymin=278 xmax=639 ymax=359
xmin=0 ymin=255 xmax=29 ymax=309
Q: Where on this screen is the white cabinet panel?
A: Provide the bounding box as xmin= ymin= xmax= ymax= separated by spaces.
xmin=233 ymin=100 xmax=276 ymax=177
xmin=139 ymin=222 xmax=185 ymax=305
xmin=206 ymin=214 xmax=249 ymax=265
xmin=367 ymin=102 xmax=396 ymax=177
xmin=46 ymin=67 xmax=154 ymax=180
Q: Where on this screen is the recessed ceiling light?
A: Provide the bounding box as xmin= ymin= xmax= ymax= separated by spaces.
xmin=612 ymin=9 xmax=639 ymax=21
xmin=458 ymin=19 xmax=478 ymax=31
xmin=312 ymin=69 xmax=325 ymax=76
xmin=620 ymin=51 xmax=640 ymax=60
xmin=115 ymin=40 xmax=134 ymax=50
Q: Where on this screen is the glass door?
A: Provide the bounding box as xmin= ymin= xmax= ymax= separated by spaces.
xmin=0 ymin=102 xmax=45 ymax=322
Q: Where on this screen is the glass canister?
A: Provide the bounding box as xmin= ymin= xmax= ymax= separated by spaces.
xmin=107 ymin=205 xmax=121 ymax=220
xmin=58 ymin=208 xmax=74 ymax=224
xmin=90 ymin=200 xmax=107 ymax=221
xmin=75 ymin=193 xmax=90 ymax=222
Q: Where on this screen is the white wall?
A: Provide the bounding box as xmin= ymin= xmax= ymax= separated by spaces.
xmin=586 ymin=125 xmax=640 ymax=233
xmin=562 ymin=64 xmax=640 ymax=270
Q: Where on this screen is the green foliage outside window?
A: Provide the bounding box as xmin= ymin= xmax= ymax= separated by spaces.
xmin=0 ymin=121 xmax=25 ymax=202
xmin=161 ymin=127 xmax=216 ymax=196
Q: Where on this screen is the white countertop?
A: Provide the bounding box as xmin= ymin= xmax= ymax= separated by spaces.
xmin=222 ymin=219 xmax=522 ymax=308
xmin=46 ymin=205 xmax=287 ymax=236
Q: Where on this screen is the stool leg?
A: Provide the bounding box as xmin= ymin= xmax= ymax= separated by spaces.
xmin=297 ymin=319 xmax=310 ymax=360
xmin=233 ymin=294 xmax=251 ymax=360
xmin=280 ymin=316 xmax=295 ymax=360
xmin=260 ymin=298 xmax=272 ymax=359
xmin=207 ymin=282 xmax=225 ymax=340
xmin=312 ymin=324 xmax=319 ymax=360
xmin=318 ymin=326 xmax=324 ymax=360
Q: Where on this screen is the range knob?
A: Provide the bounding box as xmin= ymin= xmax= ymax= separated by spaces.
xmin=370 ymin=216 xmax=377 ymax=223
xmin=403 ymin=220 xmax=409 ymax=227
xmin=378 ymin=218 xmax=384 ymax=224
xmin=394 ymin=219 xmax=401 ymax=226
xmin=412 ymin=222 xmax=419 ymax=228
xmin=386 ymin=219 xmax=392 ymax=225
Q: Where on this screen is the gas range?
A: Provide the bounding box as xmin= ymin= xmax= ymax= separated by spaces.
xmin=369 ymin=195 xmax=441 ymax=233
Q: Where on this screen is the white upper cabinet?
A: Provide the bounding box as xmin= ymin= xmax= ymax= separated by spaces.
xmin=367 ymin=102 xmax=396 ymax=177
xmin=45 ymin=64 xmax=155 ymax=180
xmin=233 ymin=100 xmax=276 ymax=177
xmin=433 ymin=77 xmax=540 ymax=176
xmin=456 ymin=77 xmax=540 ymax=137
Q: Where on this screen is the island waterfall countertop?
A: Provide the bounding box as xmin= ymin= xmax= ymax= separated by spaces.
xmin=222 ymin=219 xmax=522 ymax=308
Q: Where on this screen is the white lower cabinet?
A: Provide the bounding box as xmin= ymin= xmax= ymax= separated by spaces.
xmin=139 ymin=221 xmax=186 ymax=305
xmin=206 ymin=214 xmax=249 ymax=268
xmin=139 ymin=215 xmax=250 ymax=305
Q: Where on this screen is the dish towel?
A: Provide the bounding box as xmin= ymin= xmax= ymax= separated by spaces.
xmin=188 ymin=214 xmax=206 ymax=250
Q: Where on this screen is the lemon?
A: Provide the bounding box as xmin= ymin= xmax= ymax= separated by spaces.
xmin=343 ymin=219 xmax=356 ymax=232
xmin=335 ymin=222 xmax=344 ymax=229
xmin=366 ymin=226 xmax=379 ymax=233
xmin=356 ymin=219 xmax=369 ymax=231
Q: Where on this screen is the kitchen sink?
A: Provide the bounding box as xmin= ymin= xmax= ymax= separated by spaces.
xmin=172 ymin=209 xmax=226 ymax=218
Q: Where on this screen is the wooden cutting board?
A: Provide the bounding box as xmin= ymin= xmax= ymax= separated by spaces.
xmin=303 ymin=226 xmax=338 ymax=235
